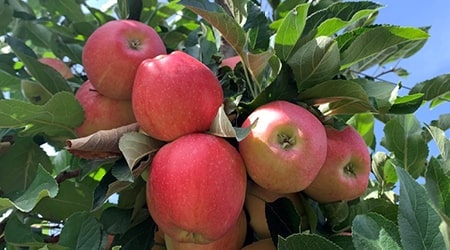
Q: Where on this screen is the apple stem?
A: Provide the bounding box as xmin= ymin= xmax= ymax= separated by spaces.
xmin=278 ymin=134 xmax=295 ymax=149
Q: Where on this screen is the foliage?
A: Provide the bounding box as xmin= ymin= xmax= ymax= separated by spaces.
xmin=0 ymin=0 xmax=449 ymax=249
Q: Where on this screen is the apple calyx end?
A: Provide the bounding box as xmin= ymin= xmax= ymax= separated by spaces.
xmin=343 ymin=163 xmax=357 ymax=178
xmin=277 ymin=133 xmax=296 ymax=149
xmin=128 ymin=39 xmax=142 ymax=51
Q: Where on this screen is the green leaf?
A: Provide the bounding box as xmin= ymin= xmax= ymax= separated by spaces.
xmin=12 ymin=165 xmax=58 ymax=213
xmin=287 ymin=36 xmax=340 ymax=90
xmin=113 ymin=215 xmax=156 ymax=249
xmin=425 ymin=125 xmax=450 ymax=161
xmin=388 ymin=93 xmax=424 ymax=114
xmin=425 ymin=157 xmax=450 ymax=219
xmin=4 ymin=213 xmax=45 ymax=248
xmin=409 ymin=73 xmax=450 ymax=101
xmin=100 ymin=207 xmax=132 ymax=235
xmin=298 ymin=79 xmax=375 ymax=115
xmin=371 ymin=152 xmax=398 ymax=190
xmin=34 ymin=177 xmax=97 ymax=221
xmin=266 ymin=197 xmax=301 ymax=246
xmin=0 ymin=0 xmax=14 ymax=33
xmin=340 ymin=26 xmax=429 ymax=70
xmin=119 ymin=132 xmax=164 ymax=169
xmin=278 ymin=233 xmax=343 ymax=250
xmin=381 ymin=115 xmax=428 ymax=178
xmin=352 ymin=212 xmax=402 ymax=250
xmin=347 ymin=113 xmax=375 ymax=147
xmin=0 ymin=91 xmax=84 ymax=138
xmin=0 ymin=136 xmax=52 ymax=194
xmin=396 ymin=167 xmax=446 ymax=250
xmin=274 ymin=3 xmax=309 ymax=60
xmin=40 ymin=0 xmax=86 ymax=22
xmin=208 ymin=105 xmax=254 ymax=141
xmin=6 ymin=36 xmax=72 ymax=94
xmin=303 ymin=1 xmax=383 ymax=38
xmin=352 ymin=79 xmax=398 ymax=114
xmin=430 ymin=114 xmax=450 ymax=133
xmin=59 ymin=212 xmax=104 ymax=250
xmin=244 ymin=0 xmax=271 ymax=51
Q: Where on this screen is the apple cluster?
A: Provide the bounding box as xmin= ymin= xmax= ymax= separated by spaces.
xmin=74 ymin=19 xmax=371 ymax=249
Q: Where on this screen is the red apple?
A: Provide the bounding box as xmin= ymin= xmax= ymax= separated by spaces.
xmin=220 ymin=56 xmax=241 ymax=69
xmin=132 ymin=51 xmax=224 ymax=141
xmin=303 ymin=125 xmax=371 ymax=203
xmin=146 ymin=133 xmax=247 ymax=244
xmin=38 ymin=58 xmax=74 ymax=79
xmin=82 ymin=20 xmax=166 ymax=100
xmin=241 ymin=238 xmax=276 ymax=250
xmin=74 ymin=80 xmax=136 ymax=137
xmin=239 ymin=100 xmax=327 ymax=193
xmin=164 ymin=210 xmax=247 ymax=250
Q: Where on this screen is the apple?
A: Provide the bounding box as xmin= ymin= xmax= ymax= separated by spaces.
xmin=220 ymin=55 xmax=241 ymax=69
xmin=82 ymin=19 xmax=166 ymax=100
xmin=74 ymin=80 xmax=136 ymax=137
xmin=241 ymin=238 xmax=276 ymax=250
xmin=244 ymin=181 xmax=306 ymax=240
xmin=164 ymin=210 xmax=247 ymax=250
xmin=303 ymin=125 xmax=371 ymax=203
xmin=132 ymin=51 xmax=224 ymax=141
xmin=38 ymin=58 xmax=74 ymax=79
xmin=146 ymin=133 xmax=247 ymax=244
xmin=239 ymin=100 xmax=327 ymax=193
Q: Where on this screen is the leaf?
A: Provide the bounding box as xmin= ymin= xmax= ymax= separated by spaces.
xmin=100 ymin=207 xmax=132 ymax=235
xmin=274 ymin=3 xmax=309 ymax=60
xmin=352 ymin=212 xmax=402 ymax=250
xmin=11 ymin=165 xmax=58 ymax=212
xmin=58 ymin=212 xmax=104 ymax=250
xmin=425 ymin=125 xmax=450 ymax=161
xmin=266 ymin=197 xmax=301 ymax=246
xmin=0 ymin=1 xmax=13 ymax=33
xmin=381 ymin=115 xmax=429 ymax=178
xmin=409 ymin=73 xmax=450 ymax=101
xmin=40 ymin=0 xmax=86 ymax=22
xmin=34 ymin=177 xmax=97 ymax=221
xmin=425 ymin=157 xmax=450 ymax=219
xmin=66 ymin=123 xmax=140 ymax=159
xmin=287 ymin=36 xmax=340 ymax=90
xmin=179 ymin=0 xmax=276 ymax=88
xmin=0 ymin=136 xmax=52 ymax=194
xmin=118 ymin=131 xmax=165 ymax=168
xmin=6 ymin=36 xmax=72 ymax=94
xmin=303 ymin=1 xmax=383 ymax=38
xmin=352 ymin=78 xmax=398 ymax=114
xmin=396 ymin=166 xmax=446 ymax=250
xmin=340 ymin=26 xmax=429 ymax=70
xmin=278 ymin=233 xmax=343 ymax=250
xmin=371 ymin=152 xmax=398 ymax=189
xmin=4 ymin=213 xmax=45 ymax=248
xmin=208 ymin=105 xmax=255 ymax=141
xmin=388 ymin=93 xmax=424 ymax=114
xmin=0 ymin=91 xmax=84 ymax=138
xmin=113 ymin=215 xmax=156 ymax=250
xmin=298 ymin=79 xmax=375 ymax=115
xmin=430 ymin=114 xmax=450 ymax=132
xmin=243 ymin=0 xmax=271 ymax=51
xmin=347 ymin=113 xmax=375 ymax=147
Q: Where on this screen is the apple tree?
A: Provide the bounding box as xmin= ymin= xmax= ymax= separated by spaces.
xmin=1 ymin=0 xmax=449 ymax=249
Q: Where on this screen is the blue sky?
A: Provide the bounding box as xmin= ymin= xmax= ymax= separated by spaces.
xmin=371 ymin=0 xmax=450 ymax=155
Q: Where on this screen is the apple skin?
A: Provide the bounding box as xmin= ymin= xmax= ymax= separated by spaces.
xmin=164 ymin=210 xmax=247 ymax=250
xmin=74 ymin=80 xmax=136 ymax=137
xmin=239 ymin=100 xmax=327 ymax=193
xmin=82 ymin=20 xmax=166 ymax=100
xmin=220 ymin=56 xmax=240 ymax=69
xmin=303 ymin=125 xmax=371 ymax=203
xmin=146 ymin=133 xmax=247 ymax=244
xmin=132 ymin=51 xmax=224 ymax=141
xmin=38 ymin=58 xmax=74 ymax=79
xmin=241 ymin=238 xmax=276 ymax=250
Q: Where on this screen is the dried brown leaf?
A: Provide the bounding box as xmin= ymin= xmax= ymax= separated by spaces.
xmin=66 ymin=123 xmax=139 ymax=159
